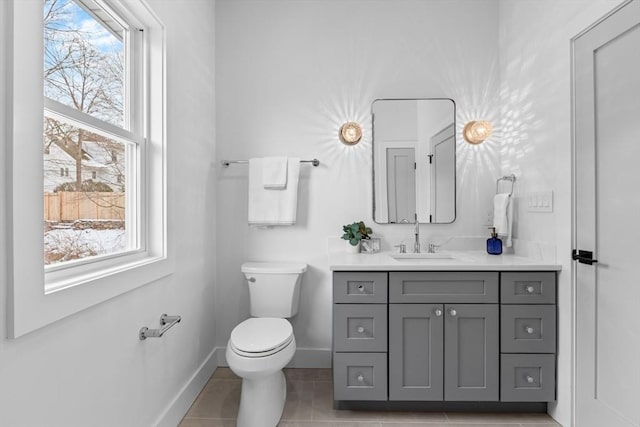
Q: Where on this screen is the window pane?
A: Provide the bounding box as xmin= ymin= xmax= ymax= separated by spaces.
xmin=44 ymin=0 xmax=125 ymax=127
xmin=44 ymin=118 xmax=129 ymax=266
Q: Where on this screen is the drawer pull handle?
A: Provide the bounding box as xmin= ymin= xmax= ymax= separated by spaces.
xmin=357 ymin=326 xmax=365 ymax=333
xmin=434 ymin=308 xmax=443 ymax=317
xmin=525 ymin=326 xmax=535 ymax=334
xmin=358 ymin=285 xmax=365 ymax=292
xmin=526 ymin=375 xmax=535 ymax=383
xmin=449 ymin=308 xmax=457 ymax=317
xmin=525 ymin=285 xmax=535 ymax=293
xmin=356 ymin=373 xmax=365 ymax=382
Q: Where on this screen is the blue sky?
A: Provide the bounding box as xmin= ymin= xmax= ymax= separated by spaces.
xmin=45 ymin=0 xmax=123 ymax=54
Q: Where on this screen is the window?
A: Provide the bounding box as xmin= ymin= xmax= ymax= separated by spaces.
xmin=44 ymin=0 xmax=135 ymax=265
xmin=6 ymin=0 xmax=168 ymax=338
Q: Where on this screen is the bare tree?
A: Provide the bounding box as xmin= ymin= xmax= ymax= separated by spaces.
xmin=43 ymin=0 xmax=124 ymax=191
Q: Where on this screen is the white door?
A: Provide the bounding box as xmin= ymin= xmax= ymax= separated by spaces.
xmin=386 ymin=147 xmax=416 ymax=223
xmin=574 ymin=1 xmax=640 ymax=426
xmin=430 ymin=123 xmax=456 ymax=223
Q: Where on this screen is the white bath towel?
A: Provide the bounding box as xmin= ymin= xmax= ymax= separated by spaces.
xmin=248 ymin=157 xmax=300 ymax=226
xmin=262 ymin=156 xmax=288 ymax=189
xmin=493 ymin=193 xmax=513 ymax=247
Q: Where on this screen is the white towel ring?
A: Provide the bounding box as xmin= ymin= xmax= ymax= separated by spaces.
xmin=496 ymin=174 xmax=516 ymax=195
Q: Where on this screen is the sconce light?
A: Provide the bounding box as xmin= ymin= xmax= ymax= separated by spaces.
xmin=339 ymin=122 xmax=363 ymax=145
xmin=463 ymin=120 xmax=493 ymax=144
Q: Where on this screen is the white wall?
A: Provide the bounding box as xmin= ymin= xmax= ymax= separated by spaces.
xmin=215 ymin=0 xmax=501 ymax=364
xmin=0 ymin=1 xmax=217 ymax=426
xmin=498 ymin=0 xmax=626 ymax=425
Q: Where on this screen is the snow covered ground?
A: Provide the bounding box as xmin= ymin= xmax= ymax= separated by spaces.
xmin=44 ymin=228 xmax=127 ymax=265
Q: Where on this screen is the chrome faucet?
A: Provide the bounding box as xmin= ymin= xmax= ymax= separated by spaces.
xmin=413 ymin=221 xmax=420 ymax=253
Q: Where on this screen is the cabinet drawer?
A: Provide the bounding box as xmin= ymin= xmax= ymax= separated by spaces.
xmin=389 ymin=272 xmax=499 ymax=303
xmin=501 ymin=305 xmax=556 ymax=353
xmin=501 ymin=272 xmax=556 ymax=304
xmin=333 ymin=352 xmax=387 ymax=401
xmin=500 ymin=354 xmax=556 ymax=402
xmin=333 ymin=304 xmax=388 ymax=352
xmin=333 ymin=272 xmax=388 ymax=303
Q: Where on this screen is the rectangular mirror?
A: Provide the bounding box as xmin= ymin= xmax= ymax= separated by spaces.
xmin=372 ymin=98 xmax=456 ymax=224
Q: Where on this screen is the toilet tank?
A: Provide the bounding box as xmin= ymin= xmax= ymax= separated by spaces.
xmin=241 ymin=262 xmax=307 ymax=318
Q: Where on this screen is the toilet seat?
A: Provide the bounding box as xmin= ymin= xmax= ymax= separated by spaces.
xmin=229 ymin=318 xmax=294 ymax=358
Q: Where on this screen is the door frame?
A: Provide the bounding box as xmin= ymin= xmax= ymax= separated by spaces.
xmin=570 ymin=1 xmax=636 ymax=425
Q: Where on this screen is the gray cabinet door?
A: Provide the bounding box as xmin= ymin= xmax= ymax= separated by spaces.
xmin=501 ymin=305 xmax=556 ymax=354
xmin=500 ymin=354 xmax=556 ymax=402
xmin=333 ymin=272 xmax=388 ymax=303
xmin=334 ymin=304 xmax=388 ymax=352
xmin=444 ymin=304 xmax=499 ymax=401
xmin=389 ymin=304 xmax=444 ymax=401
xmin=333 ymin=352 xmax=388 ymax=401
xmin=389 ymin=272 xmax=499 ymax=303
xmin=500 ymin=272 xmax=556 ymax=304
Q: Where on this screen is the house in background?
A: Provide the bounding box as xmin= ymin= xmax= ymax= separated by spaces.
xmin=43 ymin=135 xmax=125 ymax=193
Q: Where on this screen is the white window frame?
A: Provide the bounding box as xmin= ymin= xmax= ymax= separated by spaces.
xmin=4 ymin=0 xmax=170 ymax=338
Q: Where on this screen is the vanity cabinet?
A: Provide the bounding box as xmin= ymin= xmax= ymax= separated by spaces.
xmin=388 ymin=272 xmax=499 ymax=401
xmin=332 ymin=270 xmax=557 ymax=404
xmin=389 ymin=303 xmax=499 ymax=401
xmin=332 ymin=272 xmax=388 ymax=401
xmin=499 ymin=272 xmax=557 ymax=402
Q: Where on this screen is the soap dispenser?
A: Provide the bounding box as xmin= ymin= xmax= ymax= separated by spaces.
xmin=486 ymin=227 xmax=503 ymax=255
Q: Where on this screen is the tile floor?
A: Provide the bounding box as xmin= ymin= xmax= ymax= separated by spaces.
xmin=180 ymin=368 xmax=561 ymax=427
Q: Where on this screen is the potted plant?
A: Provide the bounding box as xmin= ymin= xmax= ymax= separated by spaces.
xmin=341 ymin=221 xmax=373 ymax=253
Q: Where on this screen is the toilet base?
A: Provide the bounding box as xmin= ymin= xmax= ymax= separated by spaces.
xmin=237 ymin=370 xmax=287 ymax=427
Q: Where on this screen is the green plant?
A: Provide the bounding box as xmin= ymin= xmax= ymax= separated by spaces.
xmin=341 ymin=221 xmax=373 ymax=246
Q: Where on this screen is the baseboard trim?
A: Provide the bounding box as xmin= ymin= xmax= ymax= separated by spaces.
xmin=153 ymin=347 xmax=219 ymax=427
xmin=216 ymin=346 xmax=331 ymax=368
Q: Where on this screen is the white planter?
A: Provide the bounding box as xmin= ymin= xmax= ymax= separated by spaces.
xmin=345 ymin=242 xmax=361 ymax=253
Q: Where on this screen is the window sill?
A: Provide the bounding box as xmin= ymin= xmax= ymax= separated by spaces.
xmin=9 ymin=254 xmax=173 ymax=338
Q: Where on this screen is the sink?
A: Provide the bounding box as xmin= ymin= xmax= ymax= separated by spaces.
xmin=390 ymin=252 xmax=454 ymax=261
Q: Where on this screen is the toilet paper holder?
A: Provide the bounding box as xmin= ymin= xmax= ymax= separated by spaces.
xmin=139 ymin=314 xmax=182 ymax=340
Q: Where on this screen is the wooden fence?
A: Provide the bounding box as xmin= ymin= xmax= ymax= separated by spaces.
xmin=44 ymin=192 xmax=125 ymax=222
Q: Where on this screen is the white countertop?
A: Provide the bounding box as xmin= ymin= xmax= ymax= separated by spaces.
xmin=329 ymin=250 xmax=562 ymax=271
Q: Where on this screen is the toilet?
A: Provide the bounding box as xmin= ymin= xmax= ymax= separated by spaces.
xmin=226 ymin=261 xmax=307 ymax=427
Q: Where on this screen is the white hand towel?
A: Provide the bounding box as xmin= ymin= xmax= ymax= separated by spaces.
xmin=248 ymin=157 xmax=300 ymax=226
xmin=493 ymin=193 xmax=513 ymax=247
xmin=262 ymin=156 xmax=288 ymax=189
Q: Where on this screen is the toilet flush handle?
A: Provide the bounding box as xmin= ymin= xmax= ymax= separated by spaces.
xmin=248 ymin=277 xmax=256 ymax=282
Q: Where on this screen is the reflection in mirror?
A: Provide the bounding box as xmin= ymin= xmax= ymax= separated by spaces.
xmin=372 ymin=99 xmax=456 ymax=224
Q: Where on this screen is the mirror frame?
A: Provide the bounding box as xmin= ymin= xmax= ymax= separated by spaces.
xmin=371 ymin=98 xmax=457 ymax=224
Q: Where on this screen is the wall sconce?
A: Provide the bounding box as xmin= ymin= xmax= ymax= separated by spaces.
xmin=339 ymin=122 xmax=363 ymax=145
xmin=463 ymin=120 xmax=493 ymax=144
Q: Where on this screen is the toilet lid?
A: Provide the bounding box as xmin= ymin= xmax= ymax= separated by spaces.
xmin=230 ymin=318 xmax=293 ymax=354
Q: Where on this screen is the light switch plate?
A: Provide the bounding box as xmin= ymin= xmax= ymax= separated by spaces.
xmin=526 ymin=191 xmax=553 ymax=212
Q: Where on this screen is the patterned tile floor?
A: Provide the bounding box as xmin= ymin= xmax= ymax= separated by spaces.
xmin=180 ymin=368 xmax=561 ymax=427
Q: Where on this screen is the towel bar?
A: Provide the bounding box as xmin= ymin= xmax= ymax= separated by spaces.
xmin=221 ymin=158 xmax=320 ymax=167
